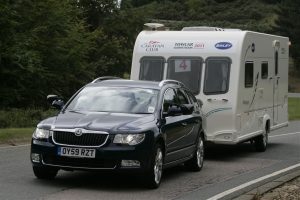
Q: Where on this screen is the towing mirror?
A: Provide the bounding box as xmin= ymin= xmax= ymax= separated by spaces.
xmin=181 ymin=104 xmax=194 ymax=115
xmin=47 ymin=94 xmax=64 ymax=110
xmin=47 ymin=95 xmax=59 ymax=103
xmin=164 ymin=105 xmax=183 ymax=117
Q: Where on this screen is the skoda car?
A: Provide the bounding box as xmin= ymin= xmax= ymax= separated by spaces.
xmin=31 ymin=77 xmax=205 ymax=188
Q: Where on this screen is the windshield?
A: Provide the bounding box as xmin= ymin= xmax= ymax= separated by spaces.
xmin=66 ymin=86 xmax=159 ymax=114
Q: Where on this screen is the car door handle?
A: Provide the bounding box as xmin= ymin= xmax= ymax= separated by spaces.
xmin=181 ymin=122 xmax=188 ymax=126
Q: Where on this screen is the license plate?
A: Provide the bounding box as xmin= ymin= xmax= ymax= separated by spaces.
xmin=58 ymin=147 xmax=96 ymax=158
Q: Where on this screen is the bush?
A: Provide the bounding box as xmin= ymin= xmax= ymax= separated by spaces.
xmin=0 ymin=108 xmax=57 ymax=128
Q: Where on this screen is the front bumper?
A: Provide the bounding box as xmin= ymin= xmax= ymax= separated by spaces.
xmin=31 ymin=134 xmax=154 ymax=172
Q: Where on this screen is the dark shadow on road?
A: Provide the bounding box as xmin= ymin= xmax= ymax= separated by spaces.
xmin=30 ymin=165 xmax=196 ymax=191
xmin=205 ymin=141 xmax=282 ymax=161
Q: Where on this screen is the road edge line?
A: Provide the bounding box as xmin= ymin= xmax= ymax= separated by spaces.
xmin=207 ymin=163 xmax=300 ymax=200
xmin=269 ymin=131 xmax=300 ymax=138
xmin=0 ymin=144 xmax=30 ymax=150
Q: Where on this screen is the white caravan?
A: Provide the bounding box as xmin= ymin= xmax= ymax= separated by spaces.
xmin=130 ymin=25 xmax=289 ymax=151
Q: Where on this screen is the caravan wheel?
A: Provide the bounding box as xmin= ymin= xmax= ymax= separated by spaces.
xmin=254 ymin=128 xmax=268 ymax=152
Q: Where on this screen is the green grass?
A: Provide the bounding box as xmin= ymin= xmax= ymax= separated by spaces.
xmin=0 ymin=108 xmax=57 ymax=128
xmin=0 ymin=128 xmax=35 ymax=145
xmin=288 ymin=98 xmax=300 ymax=121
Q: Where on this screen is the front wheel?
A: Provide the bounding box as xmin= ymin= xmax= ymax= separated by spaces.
xmin=33 ymin=166 xmax=58 ymax=179
xmin=185 ymin=134 xmax=204 ymax=171
xmin=144 ymin=144 xmax=163 ymax=189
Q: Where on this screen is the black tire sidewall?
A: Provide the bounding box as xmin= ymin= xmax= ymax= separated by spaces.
xmin=145 ymin=144 xmax=163 ymax=189
xmin=33 ymin=166 xmax=58 ymax=179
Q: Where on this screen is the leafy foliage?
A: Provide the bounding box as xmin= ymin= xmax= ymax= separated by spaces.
xmin=274 ymin=0 xmax=300 ymax=70
xmin=0 ymin=0 xmax=298 ymax=110
xmin=137 ymin=0 xmax=277 ymax=32
xmin=0 ymin=0 xmax=96 ymax=107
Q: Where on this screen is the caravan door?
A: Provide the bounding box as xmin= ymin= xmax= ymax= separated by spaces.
xmin=200 ymin=57 xmax=233 ymax=142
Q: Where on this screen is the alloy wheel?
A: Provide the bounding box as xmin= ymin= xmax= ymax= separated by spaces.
xmin=196 ymin=137 xmax=204 ymax=167
xmin=154 ymin=148 xmax=163 ymax=184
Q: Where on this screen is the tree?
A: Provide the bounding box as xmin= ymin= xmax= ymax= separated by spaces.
xmin=274 ymin=0 xmax=300 ymax=70
xmin=77 ymin=0 xmax=119 ymax=30
xmin=77 ymin=0 xmax=147 ymax=78
xmin=0 ymin=0 xmax=96 ymax=108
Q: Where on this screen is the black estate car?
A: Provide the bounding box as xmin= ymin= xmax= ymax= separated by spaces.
xmin=31 ymin=77 xmax=205 ymax=188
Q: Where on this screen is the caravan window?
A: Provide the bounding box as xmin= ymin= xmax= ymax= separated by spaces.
xmin=167 ymin=57 xmax=202 ymax=94
xmin=139 ymin=57 xmax=164 ymax=81
xmin=203 ymin=57 xmax=231 ymax=95
xmin=261 ymin=62 xmax=268 ymax=79
xmin=245 ymin=62 xmax=254 ymax=88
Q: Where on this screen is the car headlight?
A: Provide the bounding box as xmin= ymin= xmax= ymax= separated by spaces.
xmin=33 ymin=128 xmax=51 ymax=139
xmin=113 ymin=134 xmax=145 ymax=145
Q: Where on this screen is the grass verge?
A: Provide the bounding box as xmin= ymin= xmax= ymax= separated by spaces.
xmin=0 ymin=128 xmax=34 ymax=145
xmin=288 ymin=97 xmax=300 ymax=121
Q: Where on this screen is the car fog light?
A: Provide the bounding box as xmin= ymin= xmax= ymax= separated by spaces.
xmin=121 ymin=160 xmax=140 ymax=167
xmin=31 ymin=153 xmax=40 ymax=163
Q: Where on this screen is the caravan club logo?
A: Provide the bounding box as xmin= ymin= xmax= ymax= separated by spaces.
xmin=215 ymin=42 xmax=232 ymax=50
xmin=141 ymin=41 xmax=164 ymax=52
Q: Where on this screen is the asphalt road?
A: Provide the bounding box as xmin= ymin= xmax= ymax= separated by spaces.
xmin=0 ymin=122 xmax=299 ymax=200
xmin=288 ymin=93 xmax=300 ymax=98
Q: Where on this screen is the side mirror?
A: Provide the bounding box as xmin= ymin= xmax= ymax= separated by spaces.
xmin=164 ymin=105 xmax=183 ymax=117
xmin=181 ymin=104 xmax=194 ymax=115
xmin=47 ymin=94 xmax=59 ymax=104
xmin=47 ymin=94 xmax=64 ymax=110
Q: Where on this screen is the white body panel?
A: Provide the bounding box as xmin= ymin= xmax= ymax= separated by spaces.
xmin=130 ymin=30 xmax=289 ymax=144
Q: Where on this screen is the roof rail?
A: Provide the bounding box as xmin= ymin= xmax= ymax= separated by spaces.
xmin=91 ymin=76 xmax=121 ymax=83
xmin=159 ymin=80 xmax=185 ymax=87
xmin=182 ymin=26 xmax=224 ymax=31
xmin=182 ymin=26 xmax=242 ymax=32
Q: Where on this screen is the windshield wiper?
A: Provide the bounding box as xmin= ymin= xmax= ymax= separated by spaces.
xmin=67 ymin=110 xmax=84 ymax=114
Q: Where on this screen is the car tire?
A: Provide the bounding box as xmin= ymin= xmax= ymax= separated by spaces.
xmin=254 ymin=128 xmax=268 ymax=152
xmin=33 ymin=166 xmax=58 ymax=179
xmin=144 ymin=144 xmax=163 ymax=189
xmin=185 ymin=134 xmax=204 ymax=171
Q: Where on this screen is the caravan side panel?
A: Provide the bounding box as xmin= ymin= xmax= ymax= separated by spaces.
xmin=236 ymin=32 xmax=289 ymax=142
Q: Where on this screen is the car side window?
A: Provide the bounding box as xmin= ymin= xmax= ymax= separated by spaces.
xmin=187 ymin=91 xmax=197 ymax=104
xmin=176 ymin=89 xmax=190 ymax=105
xmin=163 ymin=88 xmax=177 ymax=113
xmin=185 ymin=90 xmax=200 ymax=110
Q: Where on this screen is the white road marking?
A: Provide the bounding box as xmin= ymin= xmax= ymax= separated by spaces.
xmin=0 ymin=144 xmax=30 ymax=150
xmin=207 ymin=163 xmax=300 ymax=200
xmin=270 ymin=132 xmax=300 ymax=138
